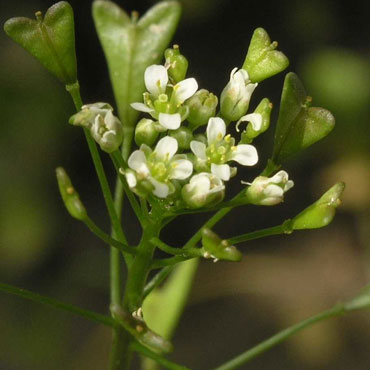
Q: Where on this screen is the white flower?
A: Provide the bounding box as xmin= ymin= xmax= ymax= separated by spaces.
xmin=190 ymin=117 xmax=258 ymax=181
xmin=130 ymin=64 xmax=198 ymax=131
xmin=127 ymin=136 xmax=193 ymax=198
xmin=236 ymin=113 xmax=263 ymax=132
xmin=244 ymin=170 xmax=294 ymax=206
xmin=220 ymin=68 xmax=258 ymax=121
xmin=182 ymin=172 xmax=225 ymax=208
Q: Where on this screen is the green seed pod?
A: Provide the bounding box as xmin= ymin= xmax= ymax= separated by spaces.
xmin=4 ymin=2 xmax=77 ymax=85
xmin=272 ymin=73 xmax=335 ymax=164
xmin=292 ymin=182 xmax=345 ymax=230
xmin=201 ymin=228 xmax=242 ymax=262
xmin=165 ymin=45 xmax=188 ymax=82
xmin=242 ymin=27 xmax=289 ymax=83
xmin=169 ymin=127 xmax=193 ymax=150
xmin=135 ymin=118 xmax=159 ymax=147
xmin=56 ymin=167 xmax=87 ymax=221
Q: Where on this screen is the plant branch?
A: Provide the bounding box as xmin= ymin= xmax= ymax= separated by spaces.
xmin=150 ymin=237 xmax=202 ymax=258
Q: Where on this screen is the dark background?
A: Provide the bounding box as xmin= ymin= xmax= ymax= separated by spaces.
xmin=1 ymin=0 xmax=370 ymax=369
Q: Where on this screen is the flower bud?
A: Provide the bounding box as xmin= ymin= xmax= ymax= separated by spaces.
xmin=169 ymin=127 xmax=193 ymax=150
xmin=245 ymin=170 xmax=294 ymax=206
xmin=165 ymin=45 xmax=188 ymax=83
xmin=292 ymin=182 xmax=344 ymax=230
xmin=90 ymin=110 xmax=124 ymax=153
xmin=182 ymin=173 xmax=225 ymax=208
xmin=220 ymin=68 xmax=257 ymax=122
xmin=242 ymin=28 xmax=289 ymax=83
xmin=56 ymin=167 xmax=87 ymax=221
xmin=69 ymin=103 xmax=113 ymax=127
xmin=186 ymin=89 xmax=218 ymax=129
xmin=238 ymin=98 xmax=272 ymax=144
xmin=135 ymin=118 xmax=159 ymax=147
xmin=201 ymin=228 xmax=242 ymax=262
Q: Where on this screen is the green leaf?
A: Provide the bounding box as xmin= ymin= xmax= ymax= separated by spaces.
xmin=272 ymin=73 xmax=335 ymax=164
xmin=4 ymin=1 xmax=77 ymax=85
xmin=92 ymin=0 xmax=181 ymax=129
xmin=242 ymin=28 xmax=289 ymax=83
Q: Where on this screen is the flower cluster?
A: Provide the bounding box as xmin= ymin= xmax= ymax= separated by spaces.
xmin=119 ymin=48 xmax=294 ymax=207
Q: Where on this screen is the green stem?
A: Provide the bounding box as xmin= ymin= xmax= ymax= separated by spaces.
xmin=66 ymin=82 xmax=131 ymax=369
xmin=143 ymin=266 xmax=175 ymax=299
xmin=150 ymin=237 xmax=202 ymax=257
xmin=227 ymin=222 xmax=292 ymax=245
xmin=0 ymin=282 xmax=115 ymax=327
xmin=84 ymin=216 xmax=136 ymax=255
xmin=213 ymin=304 xmax=347 ymax=370
xmin=131 ymin=342 xmax=190 ymax=370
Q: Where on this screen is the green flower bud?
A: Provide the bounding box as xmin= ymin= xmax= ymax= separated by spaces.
xmin=165 ymin=45 xmax=188 ymax=82
xmin=193 ymin=133 xmax=207 ymax=145
xmin=169 ymin=127 xmax=193 ymax=150
xmin=245 ymin=170 xmax=294 ymax=206
xmin=239 ymin=98 xmax=272 ymax=144
xmin=4 ymin=2 xmax=77 ymax=85
xmin=69 ymin=102 xmax=113 ymax=127
xmin=135 ymin=118 xmax=159 ymax=147
xmin=56 ymin=167 xmax=87 ymax=221
xmin=292 ymin=182 xmax=345 ymax=230
xmin=220 ymin=68 xmax=257 ymax=122
xmin=182 ymin=172 xmax=225 ymax=208
xmin=242 ymin=28 xmax=289 ymax=83
xmin=272 ymin=73 xmax=335 ymax=164
xmin=186 ymin=89 xmax=218 ymax=129
xmin=344 ymin=285 xmax=370 ymax=312
xmin=201 ymin=228 xmax=242 ymax=262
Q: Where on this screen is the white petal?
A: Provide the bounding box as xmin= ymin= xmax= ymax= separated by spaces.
xmin=173 ymin=78 xmax=198 ymax=103
xmin=189 ymin=173 xmax=211 ymax=193
xmin=130 ymin=102 xmax=155 ymax=113
xmin=270 ymin=170 xmax=289 ymax=184
xmin=236 ymin=113 xmax=263 ymax=132
xmin=230 ymin=144 xmax=258 ymax=166
xmin=264 ymin=184 xmax=284 ymax=198
xmin=169 ymin=159 xmax=193 ymax=180
xmin=211 ymin=163 xmax=231 ymax=181
xmin=284 ymin=180 xmax=294 ymax=192
xmin=128 ymin=150 xmax=150 ymax=177
xmin=144 ymin=65 xmax=168 ymax=97
xmin=244 ymin=82 xmax=258 ymax=99
xmin=149 ymin=177 xmax=169 ymax=198
xmin=158 ymin=112 xmax=181 ymax=130
xmin=190 ymin=141 xmax=207 ymax=160
xmin=207 ymin=117 xmax=226 ymax=144
xmin=233 ymin=68 xmax=249 ymax=85
xmin=154 ymin=136 xmax=178 ymax=160
xmin=125 ymin=172 xmax=137 ymax=188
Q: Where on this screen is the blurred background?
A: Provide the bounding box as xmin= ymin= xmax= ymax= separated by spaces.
xmin=1 ymin=0 xmax=369 ymax=369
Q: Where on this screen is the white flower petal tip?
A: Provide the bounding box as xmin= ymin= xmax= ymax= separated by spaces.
xmin=236 ymin=113 xmax=263 ymax=132
xmin=211 ymin=163 xmax=231 ymax=181
xmin=190 ymin=140 xmax=207 ymax=160
xmin=207 ymin=117 xmax=226 ymax=144
xmin=144 ymin=65 xmax=168 ymax=97
xmin=130 ymin=102 xmax=155 ymax=113
xmin=174 ymin=78 xmax=198 ymax=103
xmin=149 ymin=178 xmax=169 ymax=198
xmin=158 ymin=112 xmax=181 ymax=130
xmin=128 ymin=150 xmax=150 ymax=177
xmin=125 ymin=172 xmax=137 ymax=188
xmin=231 ymin=144 xmax=258 ymax=166
xmin=170 ymin=159 xmax=193 ymax=180
xmin=155 ymin=136 xmax=178 ymax=160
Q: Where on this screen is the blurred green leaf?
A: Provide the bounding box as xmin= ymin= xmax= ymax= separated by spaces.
xmin=272 ymin=72 xmax=335 ymax=164
xmin=92 ymin=0 xmax=181 ymax=129
xmin=4 ymin=1 xmax=77 ymax=84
